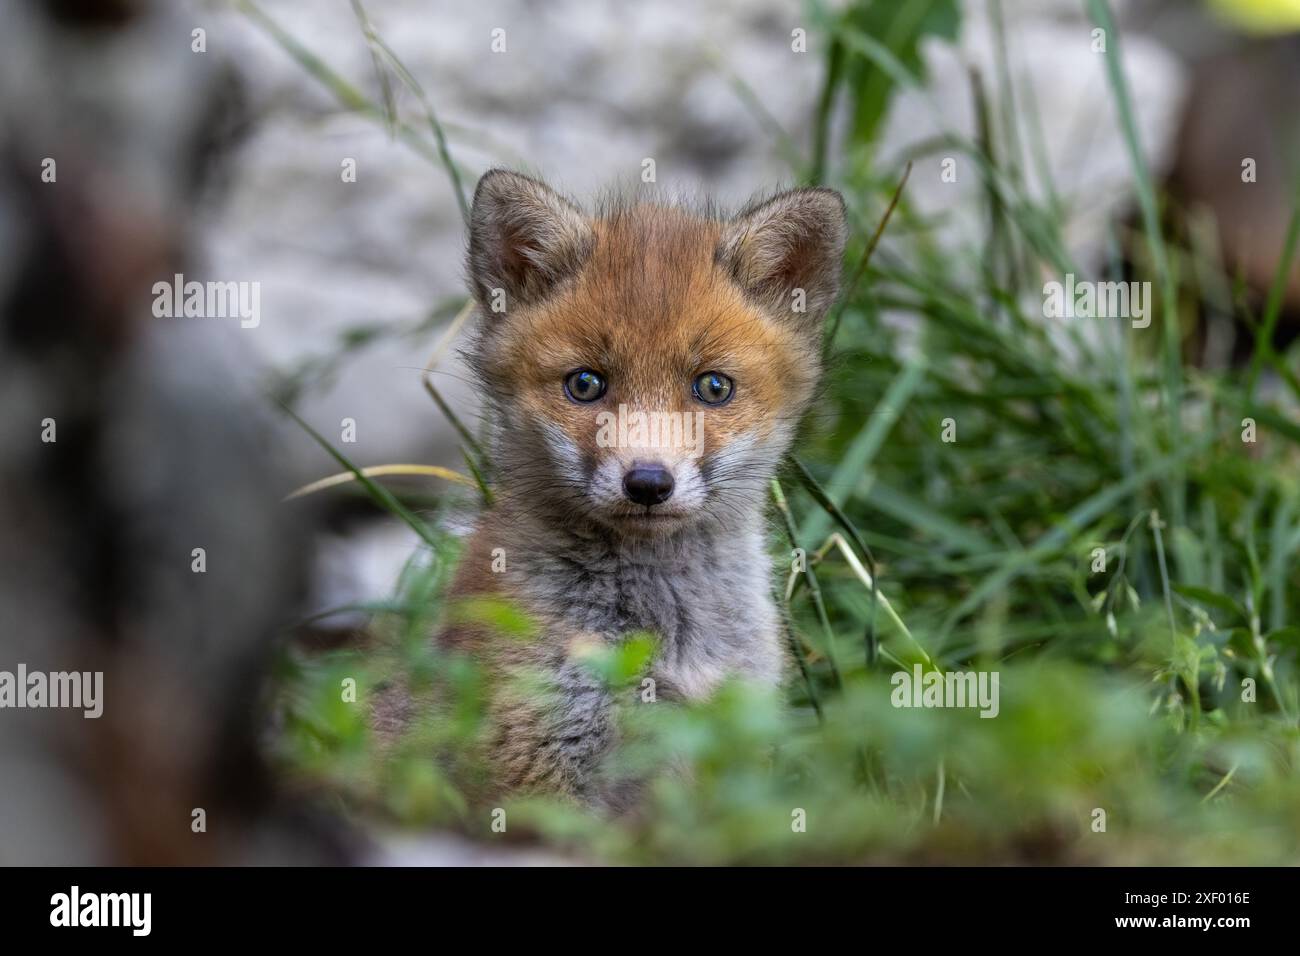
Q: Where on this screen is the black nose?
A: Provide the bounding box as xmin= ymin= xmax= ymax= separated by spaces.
xmin=623 ymin=463 xmax=675 ymax=506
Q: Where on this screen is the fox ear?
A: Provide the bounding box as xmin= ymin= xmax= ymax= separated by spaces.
xmin=467 ymin=169 xmax=593 ymax=312
xmin=718 ymin=188 xmax=847 ymax=325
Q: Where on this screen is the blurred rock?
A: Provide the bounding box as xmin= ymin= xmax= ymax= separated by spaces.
xmin=372 ymin=831 xmax=581 ymax=866
xmin=0 ymin=0 xmax=345 ymax=864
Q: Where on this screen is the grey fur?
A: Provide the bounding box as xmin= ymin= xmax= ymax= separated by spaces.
xmin=475 ymin=504 xmax=782 ymax=808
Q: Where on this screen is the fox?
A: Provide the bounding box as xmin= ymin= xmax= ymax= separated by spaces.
xmin=436 ymin=169 xmax=846 ymax=808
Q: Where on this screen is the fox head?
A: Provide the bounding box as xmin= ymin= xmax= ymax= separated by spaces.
xmin=465 ymin=169 xmax=846 ymax=538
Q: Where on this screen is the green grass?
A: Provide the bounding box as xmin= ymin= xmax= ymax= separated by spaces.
xmin=261 ymin=0 xmax=1300 ymax=863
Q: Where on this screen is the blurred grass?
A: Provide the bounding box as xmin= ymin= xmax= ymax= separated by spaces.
xmin=261 ymin=0 xmax=1300 ymax=863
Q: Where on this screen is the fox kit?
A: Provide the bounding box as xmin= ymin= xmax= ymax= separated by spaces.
xmin=442 ymin=169 xmax=846 ymax=806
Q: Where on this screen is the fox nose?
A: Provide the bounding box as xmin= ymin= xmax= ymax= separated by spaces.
xmin=623 ymin=463 xmax=675 ymax=506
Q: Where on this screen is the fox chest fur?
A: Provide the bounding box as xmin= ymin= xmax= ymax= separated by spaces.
xmin=467 ymin=511 xmax=784 ymax=700
xmin=436 ymin=169 xmax=846 ymax=805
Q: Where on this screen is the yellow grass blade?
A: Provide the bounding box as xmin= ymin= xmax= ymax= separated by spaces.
xmin=283 ymin=464 xmax=474 ymax=501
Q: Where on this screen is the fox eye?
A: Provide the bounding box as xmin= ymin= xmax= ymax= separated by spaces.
xmin=692 ymin=371 xmax=734 ymax=406
xmin=564 ymin=368 xmax=607 ymax=403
